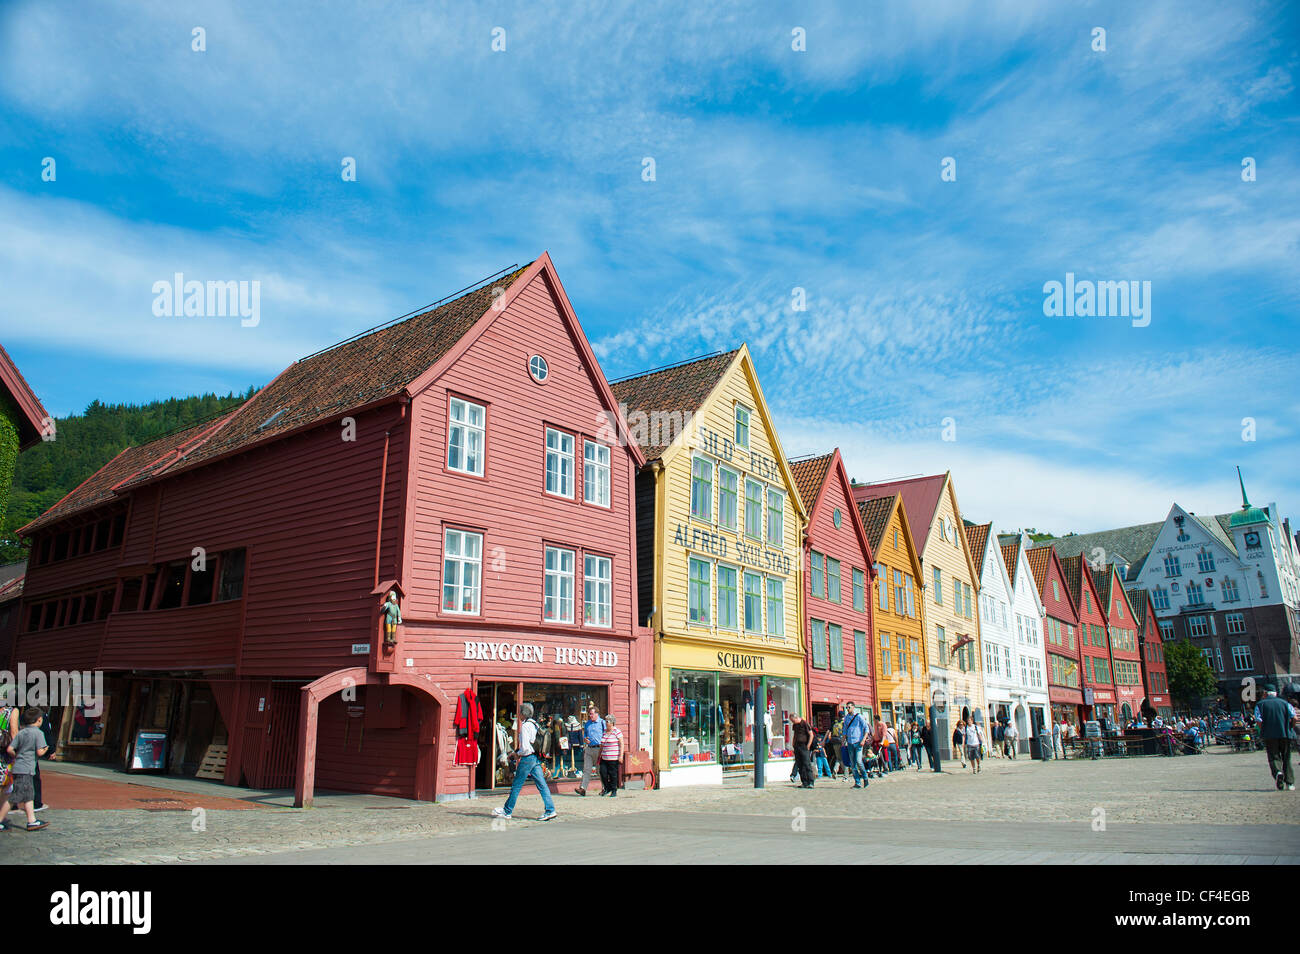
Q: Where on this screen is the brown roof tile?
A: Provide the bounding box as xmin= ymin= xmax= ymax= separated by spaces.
xmin=788 ymin=453 xmax=833 ymax=515
xmin=22 ymin=264 xmax=531 ymax=534
xmin=608 ymin=350 xmax=739 ymax=460
xmin=964 ymin=522 xmax=991 ymax=564
xmin=856 ymin=495 xmax=896 ymax=554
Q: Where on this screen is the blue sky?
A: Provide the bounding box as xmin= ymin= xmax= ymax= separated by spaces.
xmin=1 ymin=0 xmax=1297 ymax=535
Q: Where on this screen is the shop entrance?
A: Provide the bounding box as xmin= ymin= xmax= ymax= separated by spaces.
xmin=717 ymin=675 xmax=762 ymax=773
xmin=475 ymin=681 xmax=517 ymax=791
xmin=473 ymin=680 xmax=609 ymax=790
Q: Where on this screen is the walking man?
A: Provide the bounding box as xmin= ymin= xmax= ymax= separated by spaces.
xmin=921 ymin=718 xmax=937 ymax=771
xmin=1004 ymin=720 xmax=1019 ymax=760
xmin=791 ymin=712 xmax=816 ymax=788
xmin=1052 ymin=717 xmax=1063 ymax=759
xmin=575 ymin=703 xmax=606 ymax=796
xmin=1254 ymin=688 xmax=1298 ymax=791
xmin=492 ymin=703 xmax=557 ymax=820
xmin=841 ymin=702 xmax=869 ymax=788
xmin=965 ymin=719 xmax=984 ymax=774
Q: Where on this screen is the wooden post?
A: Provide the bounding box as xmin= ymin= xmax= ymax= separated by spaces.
xmin=294 ymin=685 xmax=320 ymax=808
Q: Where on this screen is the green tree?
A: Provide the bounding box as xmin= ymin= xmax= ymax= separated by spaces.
xmin=1165 ymin=637 xmax=1218 ymax=710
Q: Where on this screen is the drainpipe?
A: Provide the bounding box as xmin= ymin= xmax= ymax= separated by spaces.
xmin=373 ymin=402 xmax=407 ymax=590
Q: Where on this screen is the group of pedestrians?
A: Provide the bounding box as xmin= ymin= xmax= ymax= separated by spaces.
xmin=789 ymin=703 xmax=941 ymax=788
xmin=493 ymin=702 xmax=625 ymax=822
xmin=0 ymin=688 xmax=52 ymax=832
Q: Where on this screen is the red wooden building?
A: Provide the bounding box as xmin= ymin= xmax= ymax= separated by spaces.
xmin=1094 ymin=565 xmax=1146 ymax=723
xmin=1128 ymin=587 xmax=1172 ymax=719
xmin=1060 ymin=554 xmax=1118 ymax=724
xmin=789 ymin=450 xmax=876 ymax=729
xmin=12 ymin=254 xmax=650 ymax=803
xmin=1025 ymin=545 xmax=1085 ymax=729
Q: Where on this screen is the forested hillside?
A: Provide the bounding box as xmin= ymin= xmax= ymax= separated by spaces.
xmin=1 ymin=391 xmax=254 ymax=562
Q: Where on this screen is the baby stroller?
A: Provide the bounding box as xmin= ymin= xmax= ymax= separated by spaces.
xmin=863 ymin=748 xmax=885 ymax=778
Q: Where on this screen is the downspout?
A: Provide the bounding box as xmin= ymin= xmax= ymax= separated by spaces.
xmin=801 ymin=528 xmax=812 ymax=718
xmin=373 ymin=403 xmax=407 ymax=590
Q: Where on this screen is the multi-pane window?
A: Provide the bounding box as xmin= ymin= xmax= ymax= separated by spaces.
xmin=743 ymin=571 xmax=763 ymax=633
xmin=985 ymin=641 xmax=997 ymax=675
xmin=1158 ymin=620 xmax=1174 ymax=641
xmin=1003 ymin=645 xmax=1012 ymax=677
xmin=1188 ymin=615 xmax=1210 ymax=637
xmin=1215 ymin=648 xmax=1224 ymax=672
xmin=718 ymin=467 xmax=739 ymax=530
xmin=1197 ymin=548 xmax=1215 ymax=573
xmin=766 ymin=578 xmax=785 ymax=637
xmin=811 ymin=619 xmax=827 ymax=669
xmin=876 ymin=563 xmax=888 ymax=611
xmin=811 ymin=552 xmax=825 ymax=599
xmin=1186 ymin=581 xmax=1204 ymax=607
xmin=447 ymin=397 xmax=486 ymax=476
xmin=1065 ymin=623 xmax=1075 ymax=650
xmin=1152 ymin=586 xmax=1170 ymax=610
xmin=854 ymin=630 xmax=868 ymax=675
xmin=766 ymin=489 xmax=784 ymax=545
xmin=543 ymin=546 xmax=575 ymax=623
xmin=443 ymin=529 xmax=483 ymax=614
xmin=1221 ymin=578 xmax=1239 ymax=602
xmin=583 ymin=441 xmax=610 ymax=507
xmin=734 ymin=405 xmax=751 ymax=448
xmin=852 ymin=568 xmax=865 ymax=612
xmin=880 ymin=637 xmax=892 ymax=676
xmin=827 ymin=558 xmax=841 ymax=604
xmin=688 ymin=558 xmax=712 ymax=624
xmin=829 ymin=623 xmax=844 ymax=671
xmin=716 ymin=564 xmax=738 ymax=630
xmin=1226 ymin=612 xmax=1246 ymax=635
xmin=933 ymin=567 xmax=942 ymax=605
xmin=910 ymin=638 xmax=921 ymax=678
xmin=905 ymin=575 xmax=915 ymax=618
xmin=690 ymin=457 xmax=713 ymax=520
xmin=937 ymin=625 xmax=947 ymax=661
xmin=894 ymin=570 xmax=906 ymax=614
xmin=1231 ymin=645 xmax=1252 ymax=671
xmin=583 ymin=554 xmax=611 ymax=627
xmin=1052 ymin=579 xmax=1060 ymax=601
xmin=744 ymin=479 xmax=763 ymax=539
xmin=545 ymin=428 xmax=575 ymax=498
xmin=1164 ymin=554 xmax=1181 ymax=577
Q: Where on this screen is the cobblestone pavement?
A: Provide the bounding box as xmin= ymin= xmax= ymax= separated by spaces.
xmin=8 ymin=747 xmax=1297 ymax=864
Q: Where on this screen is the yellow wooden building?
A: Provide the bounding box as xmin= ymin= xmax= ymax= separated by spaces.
xmin=854 ymin=472 xmax=985 ymax=758
xmin=610 ymin=346 xmax=807 ymax=786
xmin=855 ymin=492 xmax=929 ymax=730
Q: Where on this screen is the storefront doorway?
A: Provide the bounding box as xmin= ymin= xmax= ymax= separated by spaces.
xmin=473 ymin=680 xmax=609 ymax=790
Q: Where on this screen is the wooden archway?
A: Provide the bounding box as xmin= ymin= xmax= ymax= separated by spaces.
xmin=294 ymin=667 xmax=452 ymax=807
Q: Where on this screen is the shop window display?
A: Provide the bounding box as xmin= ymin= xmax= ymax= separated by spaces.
xmin=521 ymin=683 xmax=607 ymax=780
xmin=670 ymin=670 xmax=717 ymax=766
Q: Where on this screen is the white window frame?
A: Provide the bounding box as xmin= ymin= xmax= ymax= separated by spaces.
xmin=543 ymin=546 xmax=575 ymax=623
xmin=583 ymin=441 xmax=611 ymax=508
xmin=442 ymin=528 xmax=483 ymax=615
xmin=691 ymin=456 xmax=714 ymax=522
xmin=583 ymin=554 xmax=612 ymax=628
xmin=447 ymin=397 xmax=486 ymax=476
xmin=1231 ymin=645 xmax=1252 ymax=672
xmin=1226 ymin=612 xmax=1246 ymax=635
xmin=545 ymin=428 xmax=575 ymax=499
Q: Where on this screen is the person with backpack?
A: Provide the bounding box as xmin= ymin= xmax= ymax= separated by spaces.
xmin=841 ymin=702 xmax=869 ymax=788
xmin=492 ymin=703 xmax=557 ymax=821
xmin=1254 ymin=688 xmax=1298 ymax=791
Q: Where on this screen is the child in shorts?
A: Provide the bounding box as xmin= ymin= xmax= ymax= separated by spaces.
xmin=1 ymin=707 xmax=50 ymax=832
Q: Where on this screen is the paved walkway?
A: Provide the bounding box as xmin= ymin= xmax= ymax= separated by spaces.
xmin=6 ymin=747 xmax=1297 ymax=864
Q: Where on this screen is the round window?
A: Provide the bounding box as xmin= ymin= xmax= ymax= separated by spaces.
xmin=528 ymin=355 xmax=549 ymax=383
xmin=833 ymin=508 xmax=842 ymax=529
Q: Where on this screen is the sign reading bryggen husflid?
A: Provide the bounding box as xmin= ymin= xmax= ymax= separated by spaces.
xmin=611 ymin=346 xmax=807 ymax=786
xmin=12 ymin=255 xmax=652 ymax=803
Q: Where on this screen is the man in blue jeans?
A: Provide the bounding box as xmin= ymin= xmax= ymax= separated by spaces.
xmin=492 ymin=703 xmax=557 ymax=821
xmin=841 ymin=701 xmax=869 ymax=789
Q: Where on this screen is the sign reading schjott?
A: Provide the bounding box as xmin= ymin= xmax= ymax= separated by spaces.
xmin=462 ymin=641 xmax=618 ymax=667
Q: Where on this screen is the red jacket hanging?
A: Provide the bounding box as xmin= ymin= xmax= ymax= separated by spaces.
xmin=454 ymin=689 xmax=483 ymax=766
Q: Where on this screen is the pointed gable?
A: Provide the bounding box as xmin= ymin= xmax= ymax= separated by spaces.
xmin=1028 ymin=544 xmax=1080 ymax=621
xmin=0 ymin=343 xmax=49 ymax=450
xmin=852 ymin=473 xmax=947 ymax=553
xmin=856 ymin=495 xmax=895 ymax=554
xmin=964 ymin=522 xmax=991 ymax=566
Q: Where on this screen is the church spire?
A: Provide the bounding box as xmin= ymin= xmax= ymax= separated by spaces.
xmin=1237 ymin=465 xmax=1251 ymax=510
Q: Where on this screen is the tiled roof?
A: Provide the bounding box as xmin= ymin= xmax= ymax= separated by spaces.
xmin=22 ymin=264 xmax=531 ymax=534
xmin=1025 ymin=546 xmax=1052 ymax=595
xmin=1059 ymin=554 xmax=1087 ymax=609
xmin=21 ymin=415 xmax=234 ymax=534
xmin=856 ymin=494 xmax=896 ymax=554
xmin=853 ymin=473 xmax=947 ymax=553
xmin=1048 ymin=521 xmax=1163 ymax=581
xmin=0 ymin=571 xmax=23 ymax=603
xmin=1093 ymin=567 xmax=1113 ymax=607
xmin=1000 ymin=541 xmax=1020 ymax=581
xmin=1126 ymin=587 xmax=1150 ymax=630
xmin=0 ymin=560 xmax=26 ymax=590
xmin=608 ymin=351 xmax=739 ymax=461
xmin=964 ymin=522 xmax=991 ymax=565
xmin=788 ymin=453 xmax=833 ymax=515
